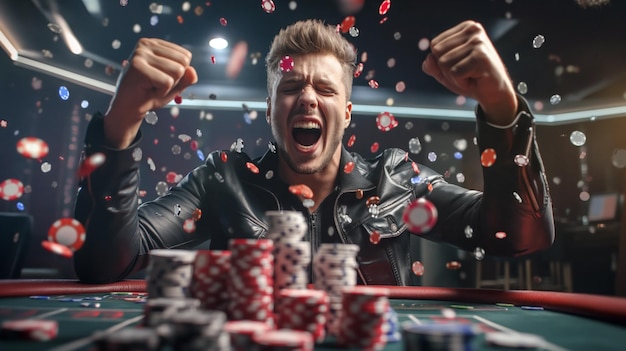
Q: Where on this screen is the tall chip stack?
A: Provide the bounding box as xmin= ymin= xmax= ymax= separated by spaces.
xmin=227 ymin=238 xmax=275 ymax=327
xmin=190 ymin=249 xmax=232 ymax=312
xmin=265 ymin=210 xmax=311 ymax=293
xmin=312 ymin=243 xmax=360 ymax=335
xmin=146 ymin=249 xmax=197 ymax=298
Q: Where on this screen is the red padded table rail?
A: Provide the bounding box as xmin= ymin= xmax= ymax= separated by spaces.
xmin=1 ymin=280 xmax=624 ymax=324
xmin=0 ymin=279 xmax=146 ymax=297
xmin=388 ymin=286 xmax=626 ymax=325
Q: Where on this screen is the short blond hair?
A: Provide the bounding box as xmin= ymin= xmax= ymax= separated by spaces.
xmin=265 ymin=19 xmax=357 ymax=99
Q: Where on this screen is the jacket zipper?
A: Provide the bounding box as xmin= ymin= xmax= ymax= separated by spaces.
xmin=520 ymin=125 xmax=541 ymax=215
xmin=333 ymin=187 xmax=375 ymax=285
xmin=309 ymin=212 xmax=318 ymax=284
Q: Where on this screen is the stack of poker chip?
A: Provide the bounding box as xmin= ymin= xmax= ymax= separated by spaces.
xmin=251 ymin=329 xmax=314 ymax=351
xmin=265 ymin=210 xmax=311 ymax=293
xmin=223 ymin=320 xmax=272 ymax=351
xmin=0 ymin=319 xmax=58 ymax=341
xmin=336 ymin=286 xmax=390 ymax=350
xmin=312 ymin=243 xmax=360 ymax=334
xmin=146 ymin=249 xmax=197 ymax=298
xmin=401 ymin=321 xmax=480 ymax=351
xmin=92 ymin=328 xmax=161 ymax=351
xmin=227 ymin=238 xmax=275 ymax=327
xmin=275 ymin=288 xmax=330 ymax=343
xmin=155 ymin=309 xmax=230 ymax=351
xmin=384 ymin=305 xmax=402 ymax=343
xmin=143 ymin=297 xmax=201 ymax=327
xmin=190 ymin=249 xmax=231 ymax=312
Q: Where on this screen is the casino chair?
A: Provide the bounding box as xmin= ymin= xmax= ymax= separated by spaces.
xmin=474 ymin=256 xmax=529 ymax=290
xmin=0 ymin=212 xmax=33 ymax=279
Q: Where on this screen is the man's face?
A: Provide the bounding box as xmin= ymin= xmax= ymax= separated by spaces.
xmin=267 ymin=53 xmax=352 ymax=175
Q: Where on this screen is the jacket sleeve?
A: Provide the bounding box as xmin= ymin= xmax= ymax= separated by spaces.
xmin=421 ymin=97 xmax=555 ymax=257
xmin=73 ymin=114 xmax=216 ymax=283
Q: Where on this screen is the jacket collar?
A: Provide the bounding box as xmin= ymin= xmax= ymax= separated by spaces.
xmin=255 ymin=143 xmax=375 ymax=192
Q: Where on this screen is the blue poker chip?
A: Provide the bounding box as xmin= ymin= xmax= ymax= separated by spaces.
xmin=401 ymin=322 xmax=479 ymax=350
xmin=385 ymin=307 xmax=401 ymax=342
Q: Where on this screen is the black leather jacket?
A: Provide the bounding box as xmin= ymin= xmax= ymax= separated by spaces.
xmin=74 ymin=101 xmax=554 ymax=285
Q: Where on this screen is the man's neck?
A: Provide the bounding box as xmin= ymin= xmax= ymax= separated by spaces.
xmin=278 ymin=154 xmax=341 ymax=213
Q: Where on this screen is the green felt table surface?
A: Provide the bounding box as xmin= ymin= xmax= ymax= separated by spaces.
xmin=1 ymin=293 xmax=625 ymax=350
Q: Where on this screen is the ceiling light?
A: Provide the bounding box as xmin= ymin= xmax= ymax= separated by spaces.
xmin=0 ymin=29 xmax=18 ymax=61
xmin=209 ymin=37 xmax=228 ymax=50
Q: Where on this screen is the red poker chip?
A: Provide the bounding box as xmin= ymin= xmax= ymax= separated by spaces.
xmin=261 ymin=0 xmax=276 ymax=13
xmin=411 ymin=261 xmax=425 ymax=276
xmin=403 ymin=198 xmax=438 ymax=234
xmin=378 ymin=0 xmax=391 ymax=15
xmin=41 ymin=240 xmax=73 ymax=258
xmin=78 ymin=152 xmax=106 ymax=177
xmin=0 ymin=178 xmax=24 ymax=200
xmin=253 ymin=329 xmax=313 ymax=349
xmin=481 ymin=148 xmax=497 ymax=167
xmin=1 ymin=319 xmax=58 ymax=341
xmin=340 ymin=16 xmax=356 ymax=33
xmin=289 ymin=184 xmax=314 ymax=199
xmin=16 ymin=137 xmax=49 ymax=159
xmin=48 ymin=217 xmax=86 ymax=251
xmin=376 ymin=112 xmax=398 ymax=132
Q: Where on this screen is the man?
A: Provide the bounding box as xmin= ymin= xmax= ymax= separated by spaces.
xmin=74 ymin=19 xmax=554 ymax=285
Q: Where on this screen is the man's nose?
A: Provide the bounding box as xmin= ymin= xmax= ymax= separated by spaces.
xmin=299 ymin=86 xmax=318 ymax=108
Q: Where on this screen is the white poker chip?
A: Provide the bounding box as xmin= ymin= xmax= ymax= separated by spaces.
xmin=402 ymin=198 xmax=438 ymax=234
xmin=485 ymin=332 xmax=546 ymax=348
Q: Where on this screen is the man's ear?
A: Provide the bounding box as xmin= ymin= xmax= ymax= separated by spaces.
xmin=344 ymin=101 xmax=353 ymax=128
xmin=266 ymin=97 xmax=271 ymax=124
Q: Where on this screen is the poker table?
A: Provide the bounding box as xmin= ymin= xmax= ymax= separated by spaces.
xmin=1 ymin=279 xmax=625 ymax=350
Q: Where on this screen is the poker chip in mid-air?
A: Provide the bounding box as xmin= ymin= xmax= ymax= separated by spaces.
xmin=41 ymin=240 xmax=73 ymax=258
xmin=78 ymin=152 xmax=106 ymax=177
xmin=261 ymin=0 xmax=276 ymax=13
xmin=48 ymin=217 xmax=86 ymax=252
xmin=289 ymin=184 xmax=314 ymax=199
xmin=16 ymin=137 xmax=49 ymax=159
xmin=403 ymin=198 xmax=438 ymax=234
xmin=0 ymin=178 xmax=24 ymax=200
xmin=376 ymin=112 xmax=398 ymax=132
xmin=481 ymin=148 xmax=497 ymax=167
xmin=379 ymin=0 xmax=392 ymax=15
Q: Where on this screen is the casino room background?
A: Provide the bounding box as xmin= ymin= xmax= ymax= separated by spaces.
xmin=1 ymin=0 xmax=625 ymax=296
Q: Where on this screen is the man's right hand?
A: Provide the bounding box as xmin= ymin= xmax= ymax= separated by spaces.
xmin=104 ymin=38 xmax=198 ymax=149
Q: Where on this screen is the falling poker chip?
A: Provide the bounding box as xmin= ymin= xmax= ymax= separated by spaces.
xmin=376 ymin=112 xmax=398 ymax=132
xmin=280 ymin=55 xmax=294 ymax=72
xmin=41 ymin=240 xmax=73 ymax=258
xmin=16 ymin=137 xmax=49 ymax=159
xmin=0 ymin=178 xmax=24 ymax=200
xmin=288 ymin=184 xmax=314 ymax=199
xmin=78 ymin=152 xmax=106 ymax=177
xmin=379 ymin=0 xmax=391 ymax=15
xmin=480 ymin=148 xmax=497 ymax=167
xmin=48 ymin=217 xmax=86 ymax=252
xmin=261 ymin=0 xmax=276 ymax=13
xmin=402 ymin=198 xmax=438 ymax=234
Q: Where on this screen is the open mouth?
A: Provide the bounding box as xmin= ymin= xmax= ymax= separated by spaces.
xmin=292 ymin=121 xmax=321 ymax=147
